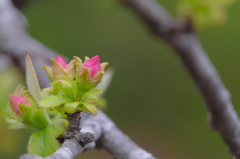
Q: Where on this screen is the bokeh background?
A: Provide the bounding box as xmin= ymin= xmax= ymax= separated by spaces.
xmin=1 ymin=0 xmax=240 ymax=158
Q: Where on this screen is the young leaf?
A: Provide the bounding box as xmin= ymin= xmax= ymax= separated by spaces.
xmin=82 ymin=95 xmax=99 ymax=106
xmin=30 ymin=108 xmax=51 ymax=129
xmin=48 ymin=115 xmax=68 ymax=138
xmin=81 ymin=102 xmax=98 ymax=116
xmin=28 ymin=129 xmax=59 ymax=157
xmin=81 ymin=90 xmax=102 ymax=101
xmin=63 ymin=102 xmax=80 ymax=114
xmin=39 ymin=95 xmax=72 ymax=108
xmin=52 ymin=79 xmax=77 ymax=100
xmin=25 ymin=53 xmax=42 ymax=103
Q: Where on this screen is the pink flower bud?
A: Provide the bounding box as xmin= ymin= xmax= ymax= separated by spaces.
xmin=8 ymin=94 xmax=30 ymax=115
xmin=82 ymin=56 xmax=102 ymax=77
xmin=55 ymin=55 xmax=68 ymax=70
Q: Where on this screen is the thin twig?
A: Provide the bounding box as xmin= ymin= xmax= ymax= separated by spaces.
xmin=121 ymin=0 xmax=240 ymax=158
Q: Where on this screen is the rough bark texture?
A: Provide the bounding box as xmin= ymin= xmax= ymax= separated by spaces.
xmin=65 ymin=112 xmax=81 ymax=139
xmin=121 ymin=0 xmax=240 ymax=158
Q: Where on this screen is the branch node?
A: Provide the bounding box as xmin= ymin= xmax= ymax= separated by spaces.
xmin=77 ymin=132 xmax=95 ymax=147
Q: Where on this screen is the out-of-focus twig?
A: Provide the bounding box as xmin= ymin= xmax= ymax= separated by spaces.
xmin=121 ymin=0 xmax=240 ymax=158
xmin=0 ymin=0 xmax=56 ymax=88
xmin=0 ymin=54 xmax=12 ymax=71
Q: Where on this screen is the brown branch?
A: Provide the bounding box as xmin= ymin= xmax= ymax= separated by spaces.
xmin=121 ymin=0 xmax=240 ymax=158
xmin=0 ymin=0 xmax=156 ymax=158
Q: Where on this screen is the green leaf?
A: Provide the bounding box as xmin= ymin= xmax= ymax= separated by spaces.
xmin=30 ymin=108 xmax=51 ymax=129
xmin=52 ymin=79 xmax=77 ymax=100
xmin=7 ymin=119 xmax=26 ymax=129
xmin=39 ymin=95 xmax=72 ymax=108
xmin=81 ymin=102 xmax=98 ymax=116
xmin=2 ymin=109 xmax=22 ymax=121
xmin=63 ymin=102 xmax=80 ymax=114
xmin=28 ymin=129 xmax=59 ymax=157
xmin=25 ymin=53 xmax=42 ymax=103
xmin=177 ymin=0 xmax=236 ymax=28
xmin=48 ymin=115 xmax=68 ymax=138
xmin=98 ymin=97 xmax=107 ymax=109
xmin=81 ymin=90 xmax=102 ymax=101
xmin=19 ymin=103 xmax=35 ymax=123
xmin=82 ymin=95 xmax=99 ymax=106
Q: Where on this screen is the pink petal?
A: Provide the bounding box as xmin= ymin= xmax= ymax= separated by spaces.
xmin=8 ymin=94 xmax=29 ymax=115
xmin=82 ymin=56 xmax=102 ymax=77
xmin=55 ymin=55 xmax=68 ymax=69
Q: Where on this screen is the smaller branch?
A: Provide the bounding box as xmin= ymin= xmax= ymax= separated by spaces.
xmin=121 ymin=0 xmax=240 ymax=158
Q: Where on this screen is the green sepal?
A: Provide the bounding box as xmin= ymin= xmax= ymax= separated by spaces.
xmin=66 ymin=59 xmax=76 ymax=79
xmin=21 ymin=91 xmax=39 ymax=110
xmin=42 ymin=65 xmax=53 ymax=82
xmin=51 ymin=58 xmax=68 ymax=81
xmin=30 ymin=108 xmax=51 ymax=129
xmin=39 ymin=95 xmax=72 ymax=108
xmin=76 ymin=68 xmax=104 ymax=92
xmin=100 ymin=62 xmax=109 ymax=71
xmin=63 ymin=102 xmax=80 ymax=114
xmin=74 ymin=56 xmax=82 ymax=77
xmin=28 ymin=129 xmax=59 ymax=157
xmin=19 ymin=103 xmax=35 ymax=124
xmin=48 ymin=115 xmax=69 ymax=138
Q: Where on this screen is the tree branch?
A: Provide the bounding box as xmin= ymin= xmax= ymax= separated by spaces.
xmin=0 ymin=54 xmax=13 ymax=71
xmin=0 ymin=0 xmax=156 ymax=158
xmin=121 ymin=0 xmax=240 ymax=158
xmin=20 ymin=137 xmax=94 ymax=159
xmin=0 ymin=0 xmax=56 ymax=88
xmin=81 ymin=111 xmax=156 ymax=159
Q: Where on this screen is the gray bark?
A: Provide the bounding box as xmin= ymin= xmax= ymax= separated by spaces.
xmin=122 ymin=0 xmax=240 ymax=158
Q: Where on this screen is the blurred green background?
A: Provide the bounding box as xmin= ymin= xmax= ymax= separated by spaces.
xmin=1 ymin=0 xmax=240 ymax=158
